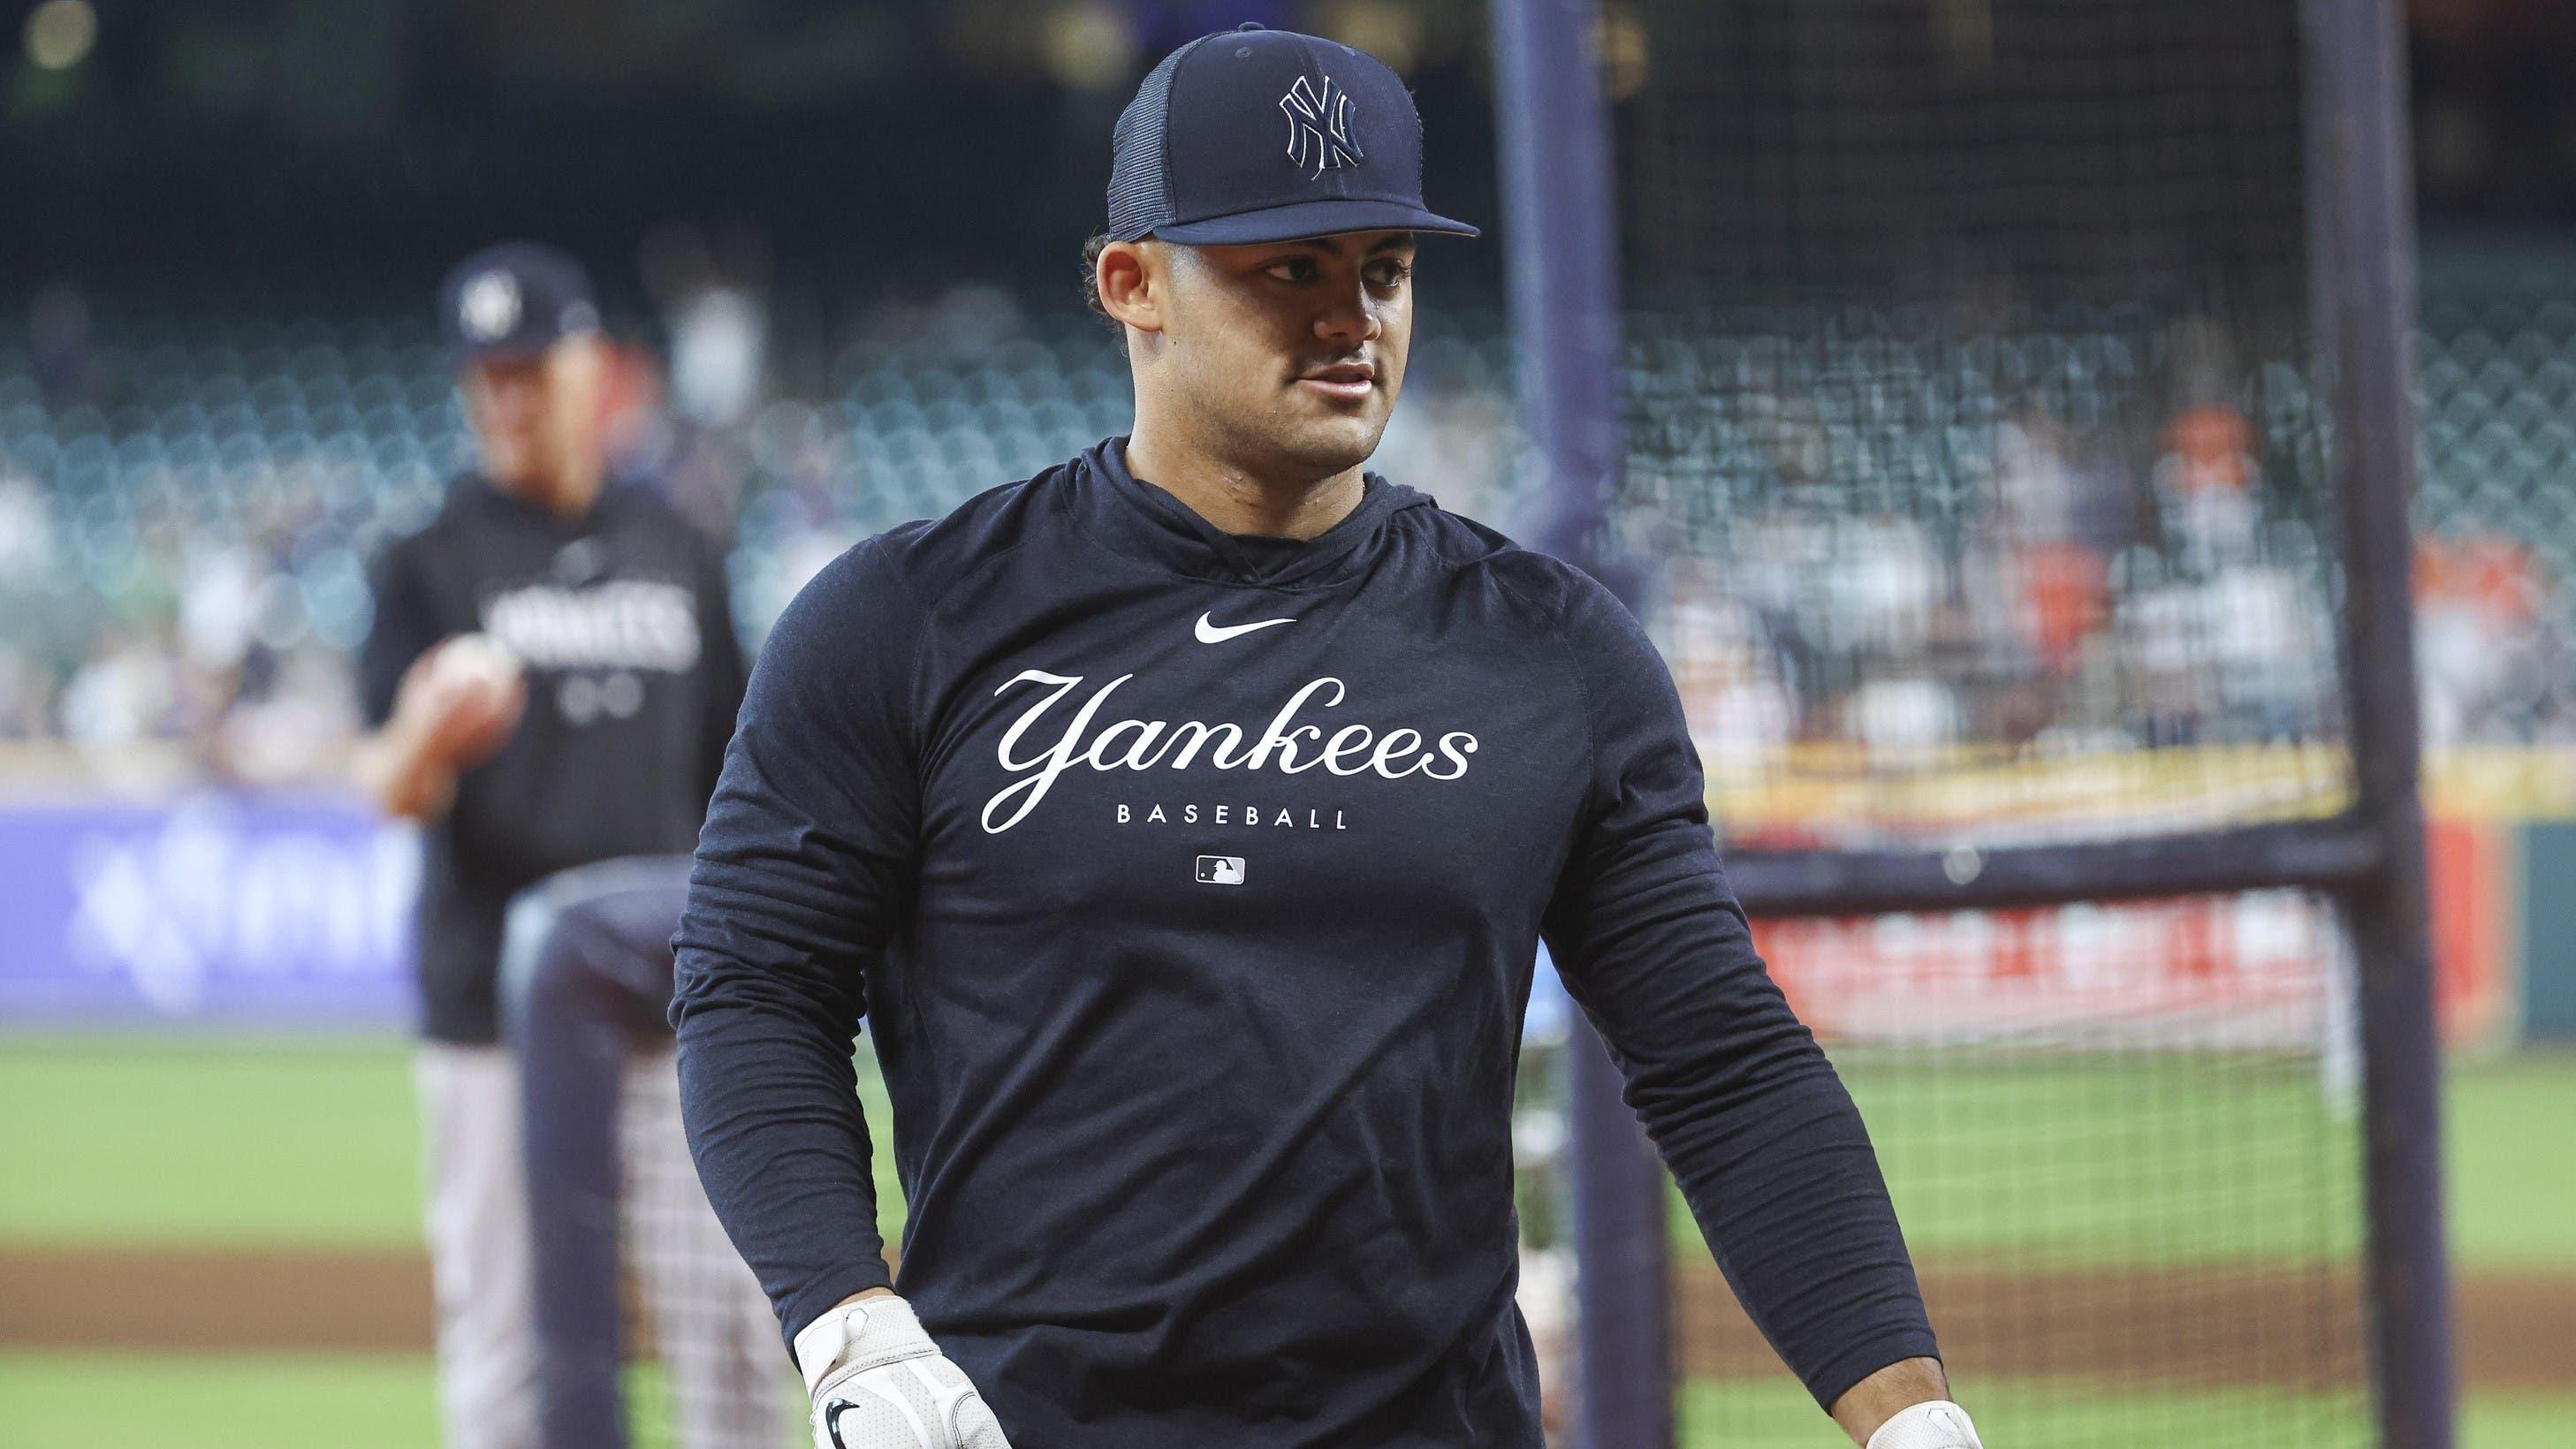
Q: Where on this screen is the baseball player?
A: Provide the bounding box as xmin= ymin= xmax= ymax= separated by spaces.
xmin=354 ymin=242 xmax=752 ymax=1449
xmin=672 ymin=24 xmax=1982 ymax=1449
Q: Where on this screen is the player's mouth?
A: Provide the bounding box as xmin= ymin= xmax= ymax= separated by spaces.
xmin=1296 ymin=360 xmax=1376 ymax=403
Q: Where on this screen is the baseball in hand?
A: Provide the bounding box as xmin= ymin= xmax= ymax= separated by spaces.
xmin=417 ymin=633 xmax=527 ymax=763
xmin=436 ymin=633 xmax=522 ymax=694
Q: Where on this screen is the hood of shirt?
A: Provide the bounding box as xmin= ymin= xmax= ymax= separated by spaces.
xmin=1065 ymin=436 xmax=1437 ymax=591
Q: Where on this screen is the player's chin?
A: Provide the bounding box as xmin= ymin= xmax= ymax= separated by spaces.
xmin=1272 ymin=416 xmax=1386 ymax=474
xmin=1276 ymin=391 xmax=1389 ymax=448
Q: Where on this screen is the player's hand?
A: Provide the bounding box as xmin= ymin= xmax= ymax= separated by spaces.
xmin=396 ymin=633 xmax=527 ymax=769
xmin=794 ymin=1293 xmax=1013 ymax=1449
xmin=1866 ymin=1400 xmax=1983 ymax=1449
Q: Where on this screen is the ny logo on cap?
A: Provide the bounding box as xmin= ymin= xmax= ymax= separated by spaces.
xmin=1280 ymin=75 xmax=1364 ymax=178
xmin=460 ymin=270 xmax=523 ymax=343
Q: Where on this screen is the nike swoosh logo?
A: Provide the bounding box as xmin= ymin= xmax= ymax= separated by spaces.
xmin=1194 ymin=611 xmax=1296 ymax=644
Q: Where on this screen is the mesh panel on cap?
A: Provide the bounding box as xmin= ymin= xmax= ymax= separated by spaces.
xmin=1105 ymin=35 xmax=1212 ymax=241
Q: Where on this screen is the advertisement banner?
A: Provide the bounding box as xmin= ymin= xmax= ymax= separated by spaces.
xmin=0 ymin=795 xmax=416 ymax=1026
xmin=0 ymin=793 xmax=2517 ymax=1045
xmin=1754 ymin=891 xmax=2349 ymax=1050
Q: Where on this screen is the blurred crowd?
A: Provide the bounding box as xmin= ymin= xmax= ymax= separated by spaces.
xmin=1638 ymin=272 xmax=2576 ymax=776
xmin=1653 ymin=335 xmax=2346 ymax=774
xmin=2 ymin=246 xmax=2572 ymax=793
xmin=0 ymin=259 xmax=1535 ymax=791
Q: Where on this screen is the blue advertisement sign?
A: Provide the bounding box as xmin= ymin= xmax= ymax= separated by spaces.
xmin=0 ymin=795 xmax=417 ymax=1026
xmin=0 ymin=795 xmax=1576 ymax=1036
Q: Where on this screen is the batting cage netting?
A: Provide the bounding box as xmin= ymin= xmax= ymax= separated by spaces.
xmin=616 ymin=1052 xmax=796 ymax=1449
xmin=1621 ymin=0 xmax=2344 ymax=832
xmin=1502 ymin=0 xmax=2436 ymax=1444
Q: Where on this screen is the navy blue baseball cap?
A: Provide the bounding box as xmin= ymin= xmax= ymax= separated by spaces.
xmin=1106 ymin=23 xmax=1478 ymax=246
xmin=438 ymin=242 xmax=601 ymax=360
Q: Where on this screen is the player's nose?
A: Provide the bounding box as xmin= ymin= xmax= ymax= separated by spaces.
xmin=1312 ymin=283 xmax=1382 ymax=346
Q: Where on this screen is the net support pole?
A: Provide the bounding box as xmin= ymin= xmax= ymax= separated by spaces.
xmin=1491 ymin=4 xmax=1673 ymax=1449
xmin=2304 ymin=2 xmax=2453 ymax=1445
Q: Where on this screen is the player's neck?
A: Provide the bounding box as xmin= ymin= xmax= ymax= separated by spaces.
xmin=1121 ymin=428 xmax=1364 ymax=541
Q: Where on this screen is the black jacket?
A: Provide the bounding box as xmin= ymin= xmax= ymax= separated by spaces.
xmin=361 ymin=476 xmax=744 ymax=1043
xmin=672 ymin=438 xmax=1933 ymax=1447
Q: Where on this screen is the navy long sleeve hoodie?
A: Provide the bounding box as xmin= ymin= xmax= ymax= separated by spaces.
xmin=671 ymin=438 xmax=1934 ymax=1447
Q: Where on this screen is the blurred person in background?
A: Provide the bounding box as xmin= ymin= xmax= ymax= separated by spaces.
xmin=2417 ymin=534 xmax=2552 ymax=749
xmin=352 ymin=242 xmax=749 ymax=1449
xmin=1662 ymin=558 xmax=1798 ymax=784
xmin=2126 ymin=316 xmax=2334 ymax=744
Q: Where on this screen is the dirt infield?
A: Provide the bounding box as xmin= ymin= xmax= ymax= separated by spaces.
xmin=4 ymin=1248 xmax=2569 ymax=1392
xmin=1683 ymin=1260 xmax=2575 ymax=1392
xmin=1683 ymin=1259 xmax=2375 ymax=1389
xmin=0 ymin=1248 xmax=429 ymax=1353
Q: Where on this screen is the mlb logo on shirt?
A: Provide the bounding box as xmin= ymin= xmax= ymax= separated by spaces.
xmin=1196 ymin=855 xmax=1246 ymax=885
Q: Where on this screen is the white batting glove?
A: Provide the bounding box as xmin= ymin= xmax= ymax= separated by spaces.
xmin=794 ymin=1294 xmax=1013 ymax=1449
xmin=1867 ymin=1400 xmax=1984 ymax=1449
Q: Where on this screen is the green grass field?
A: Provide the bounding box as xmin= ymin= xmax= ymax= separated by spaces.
xmin=1659 ymin=1051 xmax=2576 ymax=1271
xmin=2435 ymin=1054 xmax=2576 ymax=1267
xmin=0 ymin=1034 xmax=908 ymax=1251
xmin=0 ymin=1036 xmax=424 ymax=1248
xmin=0 ymin=1354 xmax=2565 ymax=1449
xmin=1 ymin=1035 xmax=2568 ymax=1446
xmin=0 ymin=1359 xmax=2565 ymax=1449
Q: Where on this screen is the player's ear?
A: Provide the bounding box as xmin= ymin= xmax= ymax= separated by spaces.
xmin=1096 ymin=239 xmax=1166 ymax=336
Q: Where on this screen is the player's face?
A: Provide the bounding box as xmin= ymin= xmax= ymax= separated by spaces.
xmin=1164 ymin=231 xmax=1416 ymax=476
xmin=460 ymin=334 xmax=606 ymax=503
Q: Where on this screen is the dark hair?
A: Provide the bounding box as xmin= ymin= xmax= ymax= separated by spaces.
xmin=1079 ymin=232 xmax=1116 ymax=327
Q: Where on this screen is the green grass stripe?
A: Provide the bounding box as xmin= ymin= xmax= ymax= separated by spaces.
xmin=0 ymin=1036 xmax=2564 ymax=1277
xmin=1843 ymin=1050 xmax=2365 ymax=1270
xmin=1665 ymin=1051 xmax=2576 ymax=1271
xmin=2443 ymin=1054 xmax=2576 ymax=1268
xmin=1 ymin=1353 xmax=2561 ymax=1447
xmin=0 ymin=1032 xmax=910 ymax=1253
xmin=0 ymin=1035 xmax=423 ymax=1248
xmin=0 ymin=1351 xmax=441 ymax=1449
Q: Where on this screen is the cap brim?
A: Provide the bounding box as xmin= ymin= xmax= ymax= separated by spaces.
xmin=454 ymin=338 xmax=559 ymax=362
xmin=1151 ymin=198 xmax=1479 ymax=245
xmin=450 ymin=323 xmax=599 ymax=366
